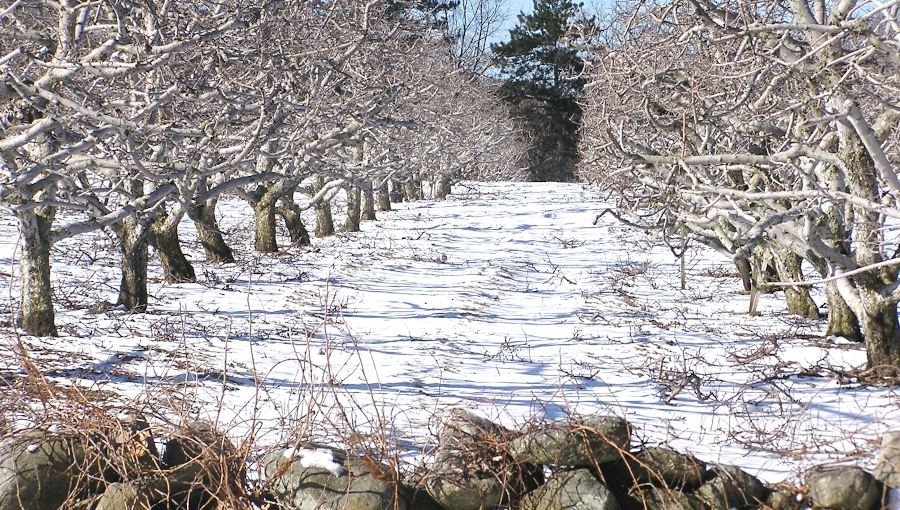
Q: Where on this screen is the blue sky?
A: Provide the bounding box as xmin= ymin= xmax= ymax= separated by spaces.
xmin=494 ymin=0 xmax=533 ymax=42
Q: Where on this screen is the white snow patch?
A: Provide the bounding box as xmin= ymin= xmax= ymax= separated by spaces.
xmin=285 ymin=448 xmax=344 ymax=476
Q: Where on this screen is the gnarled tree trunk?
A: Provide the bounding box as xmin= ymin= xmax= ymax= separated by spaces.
xmin=839 ymin=128 xmax=900 ymax=370
xmin=838 ymin=288 xmax=900 ymax=373
xmin=149 ymin=206 xmax=196 ymax=283
xmin=853 ymin=283 xmax=900 ymax=371
xmin=247 ymin=146 xmax=282 ymax=253
xmin=188 ymin=198 xmax=234 ymax=263
xmin=277 ymin=182 xmax=311 ymax=246
xmin=389 ymin=178 xmax=403 ymax=204
xmin=769 ymin=246 xmax=819 ymax=319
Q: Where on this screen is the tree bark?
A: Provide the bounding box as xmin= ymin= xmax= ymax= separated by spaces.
xmin=376 ymin=181 xmax=392 ymax=212
xmin=311 ymin=176 xmax=335 ymax=237
xmin=115 ymin=216 xmax=150 ymax=312
xmin=857 ymin=287 xmax=900 ymax=371
xmin=15 ymin=205 xmax=57 ymax=336
xmin=361 ymin=181 xmax=377 ymax=221
xmin=343 ymin=184 xmax=362 ymax=232
xmin=770 ymin=246 xmax=819 ymax=319
xmin=247 ymin=145 xmax=282 ymax=253
xmin=402 ymin=174 xmax=423 ymax=201
xmin=824 ymin=282 xmax=862 ymax=342
xmin=735 ymin=256 xmax=752 ymax=293
xmin=188 ymin=198 xmax=234 ymax=263
xmin=277 ymin=183 xmax=311 ymax=246
xmin=149 ymin=206 xmax=196 ymax=283
xmin=839 ymin=126 xmax=900 ymax=369
xmin=389 ymin=178 xmax=403 ymax=203
xmin=249 ymin=184 xmax=281 ymax=253
xmin=433 ymin=174 xmax=452 ymax=200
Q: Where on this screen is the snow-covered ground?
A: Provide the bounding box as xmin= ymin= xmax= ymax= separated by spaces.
xmin=1 ymin=181 xmax=898 ymax=484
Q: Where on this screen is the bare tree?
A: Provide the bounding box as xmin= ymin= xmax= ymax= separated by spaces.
xmin=579 ymin=0 xmax=900 ymax=371
xmin=0 ymin=0 xmax=368 ymax=332
xmin=1 ymin=0 xmax=523 ymax=335
xmin=447 ymin=0 xmax=509 ymax=73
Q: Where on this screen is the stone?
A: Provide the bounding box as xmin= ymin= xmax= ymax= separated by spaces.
xmin=520 ymin=469 xmax=619 ymax=510
xmin=874 ymin=431 xmax=900 ymax=489
xmin=400 ymin=467 xmax=443 ymax=509
xmin=94 ymin=482 xmax=152 ymax=510
xmin=440 ymin=409 xmax=508 ymax=448
xmin=263 ymin=444 xmax=405 ymax=510
xmin=0 ymin=430 xmax=85 ymax=510
xmin=766 ymin=486 xmax=805 ymax=510
xmin=509 ymin=415 xmax=631 ymax=467
xmin=159 ymin=420 xmax=245 ymax=509
xmin=695 ymin=465 xmax=767 ymax=510
xmin=603 ymin=447 xmax=706 ymax=490
xmin=104 ymin=413 xmax=160 ymax=483
xmin=425 ymin=450 xmax=505 ymax=510
xmin=806 ymin=465 xmax=880 ymax=510
xmin=635 ymin=447 xmax=706 ymax=488
xmin=424 ymin=409 xmax=543 ymax=510
xmin=628 ymin=485 xmax=707 ymax=510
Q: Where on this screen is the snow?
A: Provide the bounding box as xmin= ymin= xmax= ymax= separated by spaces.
xmin=284 ymin=447 xmax=345 ymax=476
xmin=1 ymin=181 xmax=899 ymax=485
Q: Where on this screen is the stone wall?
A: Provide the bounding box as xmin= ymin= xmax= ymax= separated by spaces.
xmin=2 ymin=409 xmax=898 ymax=510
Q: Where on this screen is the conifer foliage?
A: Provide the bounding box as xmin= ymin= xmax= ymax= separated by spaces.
xmin=492 ymin=0 xmax=588 ymax=181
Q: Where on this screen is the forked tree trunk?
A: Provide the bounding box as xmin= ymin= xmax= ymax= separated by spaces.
xmin=188 ymin=198 xmax=234 ymax=263
xmin=343 ymin=185 xmax=361 ymax=232
xmin=344 ymin=138 xmax=366 ymax=228
xmin=361 ymin=182 xmax=377 ymax=221
xmin=16 ymin=205 xmax=57 ymax=336
xmin=116 ymin=217 xmax=149 ymax=312
xmin=16 ymin=130 xmax=59 ymax=336
xmin=149 ymin=206 xmax=196 ymax=283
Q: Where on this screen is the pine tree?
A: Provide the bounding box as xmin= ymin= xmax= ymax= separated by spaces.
xmin=491 ymin=0 xmax=587 ymax=181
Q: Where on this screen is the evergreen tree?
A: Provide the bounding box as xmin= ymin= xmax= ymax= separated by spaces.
xmin=491 ymin=0 xmax=587 ymax=181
